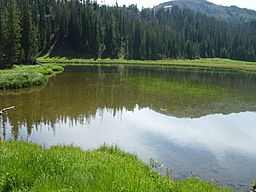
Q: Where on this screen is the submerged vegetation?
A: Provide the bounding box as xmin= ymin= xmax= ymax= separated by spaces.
xmin=0 ymin=141 xmax=232 ymax=192
xmin=127 ymin=76 xmax=226 ymax=97
xmin=0 ymin=64 xmax=63 ymax=89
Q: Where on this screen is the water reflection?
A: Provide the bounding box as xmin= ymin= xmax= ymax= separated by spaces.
xmin=0 ymin=66 xmax=256 ymax=189
xmin=1 ymin=107 xmax=255 ymax=189
xmin=128 ymin=108 xmax=256 ymax=158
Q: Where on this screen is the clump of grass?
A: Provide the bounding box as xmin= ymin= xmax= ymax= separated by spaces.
xmin=0 ymin=72 xmax=46 ymax=89
xmin=0 ymin=64 xmax=64 ymax=89
xmin=0 ymin=141 xmax=232 ymax=192
xmin=51 ymin=65 xmax=64 ymax=72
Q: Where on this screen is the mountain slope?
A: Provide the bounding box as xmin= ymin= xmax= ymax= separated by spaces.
xmin=157 ymin=0 xmax=256 ymax=23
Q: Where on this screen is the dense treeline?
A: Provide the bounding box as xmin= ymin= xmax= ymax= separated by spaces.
xmin=0 ymin=0 xmax=256 ymax=69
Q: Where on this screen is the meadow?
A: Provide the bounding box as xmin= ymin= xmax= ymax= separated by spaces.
xmin=38 ymin=57 xmax=256 ymax=74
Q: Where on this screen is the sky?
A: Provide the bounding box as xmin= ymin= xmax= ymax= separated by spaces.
xmin=98 ymin=0 xmax=256 ymax=11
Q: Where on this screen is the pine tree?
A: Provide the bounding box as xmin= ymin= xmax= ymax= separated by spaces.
xmin=6 ymin=0 xmax=21 ymax=66
xmin=0 ymin=0 xmax=256 ymax=64
xmin=0 ymin=0 xmax=7 ymax=69
xmin=21 ymin=0 xmax=36 ymax=64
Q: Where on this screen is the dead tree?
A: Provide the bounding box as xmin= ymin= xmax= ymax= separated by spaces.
xmin=0 ymin=106 xmax=15 ymax=115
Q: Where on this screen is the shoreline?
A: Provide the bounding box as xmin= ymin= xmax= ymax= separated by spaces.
xmin=38 ymin=57 xmax=256 ymax=74
xmin=0 ymin=140 xmax=233 ymax=192
xmin=1 ymin=58 xmax=256 ymax=90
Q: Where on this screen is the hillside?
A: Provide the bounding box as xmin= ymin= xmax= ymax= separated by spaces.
xmin=157 ymin=0 xmax=256 ymax=23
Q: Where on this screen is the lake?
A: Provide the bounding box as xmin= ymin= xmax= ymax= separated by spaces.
xmin=0 ymin=65 xmax=256 ymax=190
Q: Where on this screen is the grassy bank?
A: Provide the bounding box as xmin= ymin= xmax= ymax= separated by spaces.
xmin=0 ymin=141 xmax=232 ymax=192
xmin=0 ymin=65 xmax=64 ymax=89
xmin=37 ymin=57 xmax=256 ymax=74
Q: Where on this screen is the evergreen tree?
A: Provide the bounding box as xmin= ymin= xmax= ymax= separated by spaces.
xmin=0 ymin=0 xmax=7 ymax=69
xmin=0 ymin=0 xmax=256 ymax=69
xmin=6 ymin=0 xmax=21 ymax=66
xmin=21 ymin=0 xmax=36 ymax=63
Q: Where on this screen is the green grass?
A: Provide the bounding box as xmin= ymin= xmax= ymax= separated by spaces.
xmin=0 ymin=64 xmax=64 ymax=89
xmin=0 ymin=141 xmax=233 ymax=192
xmin=37 ymin=57 xmax=256 ymax=74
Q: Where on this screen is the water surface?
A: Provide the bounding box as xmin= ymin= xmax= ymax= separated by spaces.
xmin=1 ymin=66 xmax=256 ymax=190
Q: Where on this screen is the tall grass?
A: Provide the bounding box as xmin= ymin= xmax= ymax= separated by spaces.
xmin=0 ymin=141 xmax=233 ymax=192
xmin=0 ymin=65 xmax=64 ymax=89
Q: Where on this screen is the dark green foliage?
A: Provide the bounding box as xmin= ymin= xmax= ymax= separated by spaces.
xmin=0 ymin=0 xmax=256 ymax=69
xmin=0 ymin=0 xmax=7 ymax=69
xmin=158 ymin=0 xmax=256 ymax=23
xmin=20 ymin=0 xmax=37 ymax=64
xmin=5 ymin=0 xmax=21 ymax=67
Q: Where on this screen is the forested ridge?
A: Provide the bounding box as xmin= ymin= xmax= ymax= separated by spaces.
xmin=158 ymin=0 xmax=256 ymax=23
xmin=0 ymin=0 xmax=256 ymax=69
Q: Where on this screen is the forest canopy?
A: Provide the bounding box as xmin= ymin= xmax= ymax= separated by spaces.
xmin=0 ymin=0 xmax=256 ymax=69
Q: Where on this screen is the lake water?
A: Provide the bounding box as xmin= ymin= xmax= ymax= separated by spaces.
xmin=1 ymin=66 xmax=256 ymax=190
